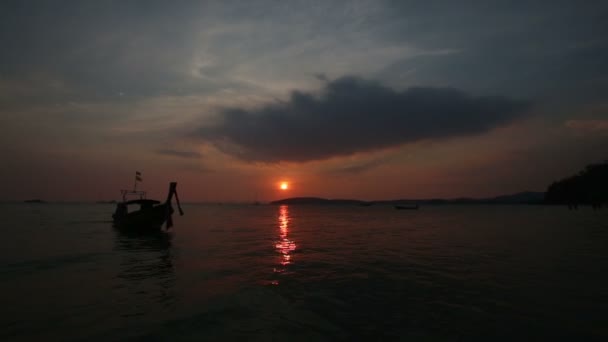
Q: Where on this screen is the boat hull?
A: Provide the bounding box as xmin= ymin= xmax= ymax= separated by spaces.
xmin=113 ymin=203 xmax=173 ymax=231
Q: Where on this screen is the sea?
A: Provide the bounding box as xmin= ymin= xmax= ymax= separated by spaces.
xmin=1 ymin=203 xmax=607 ymax=341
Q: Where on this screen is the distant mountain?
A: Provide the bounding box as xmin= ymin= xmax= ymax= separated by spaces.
xmin=270 ymin=197 xmax=365 ymax=205
xmin=270 ymin=191 xmax=545 ymax=206
xmin=485 ymin=191 xmax=545 ymax=204
xmin=377 ymin=192 xmax=545 ymax=205
xmin=24 ymin=199 xmax=46 ymax=204
xmin=95 ymin=200 xmax=117 ymax=204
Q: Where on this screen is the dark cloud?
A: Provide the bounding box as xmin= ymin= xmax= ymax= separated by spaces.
xmin=197 ymin=76 xmax=531 ymax=162
xmin=157 ymin=149 xmax=202 ymax=159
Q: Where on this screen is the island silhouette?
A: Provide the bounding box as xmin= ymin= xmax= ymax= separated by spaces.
xmin=545 ymin=161 xmax=607 ymax=209
xmin=271 ymin=161 xmax=607 ymax=209
xmin=270 ymin=191 xmax=545 ymax=206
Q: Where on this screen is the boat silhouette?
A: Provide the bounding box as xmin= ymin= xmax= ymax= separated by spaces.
xmin=112 ymin=182 xmax=183 ymax=231
xmin=394 ymin=204 xmax=419 ymax=210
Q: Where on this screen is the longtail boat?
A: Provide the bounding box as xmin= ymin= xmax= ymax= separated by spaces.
xmin=112 ymin=181 xmax=183 ymax=230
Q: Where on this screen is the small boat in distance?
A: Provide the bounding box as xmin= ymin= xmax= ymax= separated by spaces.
xmin=394 ymin=204 xmax=419 ymax=210
xmin=112 ymin=178 xmax=183 ymax=231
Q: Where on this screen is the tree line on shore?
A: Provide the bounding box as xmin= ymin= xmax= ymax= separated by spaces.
xmin=545 ymin=161 xmax=607 ymax=209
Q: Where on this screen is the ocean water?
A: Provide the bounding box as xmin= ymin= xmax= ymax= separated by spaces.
xmin=1 ymin=203 xmax=607 ymax=341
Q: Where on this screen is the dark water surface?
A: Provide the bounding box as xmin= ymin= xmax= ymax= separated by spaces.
xmin=1 ymin=203 xmax=607 ymax=341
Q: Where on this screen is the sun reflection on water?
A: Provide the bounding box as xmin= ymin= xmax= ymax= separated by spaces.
xmin=274 ymin=205 xmax=296 ymax=278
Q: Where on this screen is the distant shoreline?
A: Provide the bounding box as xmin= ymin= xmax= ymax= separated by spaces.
xmin=0 ymin=191 xmax=549 ymax=205
xmin=270 ymin=191 xmax=546 ymax=205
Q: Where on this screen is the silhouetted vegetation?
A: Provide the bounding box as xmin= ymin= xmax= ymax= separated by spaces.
xmin=545 ymin=161 xmax=608 ymax=209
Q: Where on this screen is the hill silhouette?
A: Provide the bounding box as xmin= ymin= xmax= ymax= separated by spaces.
xmin=270 ymin=197 xmax=366 ymax=205
xmin=545 ymin=161 xmax=608 ymax=209
xmin=270 ymin=191 xmax=545 ymax=206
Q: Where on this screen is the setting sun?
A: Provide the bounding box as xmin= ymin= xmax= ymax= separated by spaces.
xmin=280 ymin=182 xmax=289 ymax=190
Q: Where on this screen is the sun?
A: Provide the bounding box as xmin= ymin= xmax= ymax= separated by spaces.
xmin=280 ymin=181 xmax=289 ymax=190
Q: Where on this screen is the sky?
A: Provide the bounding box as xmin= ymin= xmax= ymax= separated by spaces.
xmin=1 ymin=0 xmax=607 ymax=202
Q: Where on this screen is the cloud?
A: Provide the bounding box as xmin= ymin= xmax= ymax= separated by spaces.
xmin=330 ymin=158 xmax=389 ymax=175
xmin=197 ymin=76 xmax=531 ymax=162
xmin=321 ymin=151 xmax=399 ymax=175
xmin=157 ymin=149 xmax=202 ymax=159
xmin=565 ymin=119 xmax=608 ymax=133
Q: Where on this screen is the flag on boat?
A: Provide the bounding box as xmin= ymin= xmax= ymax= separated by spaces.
xmin=135 ymin=171 xmax=142 ymax=182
